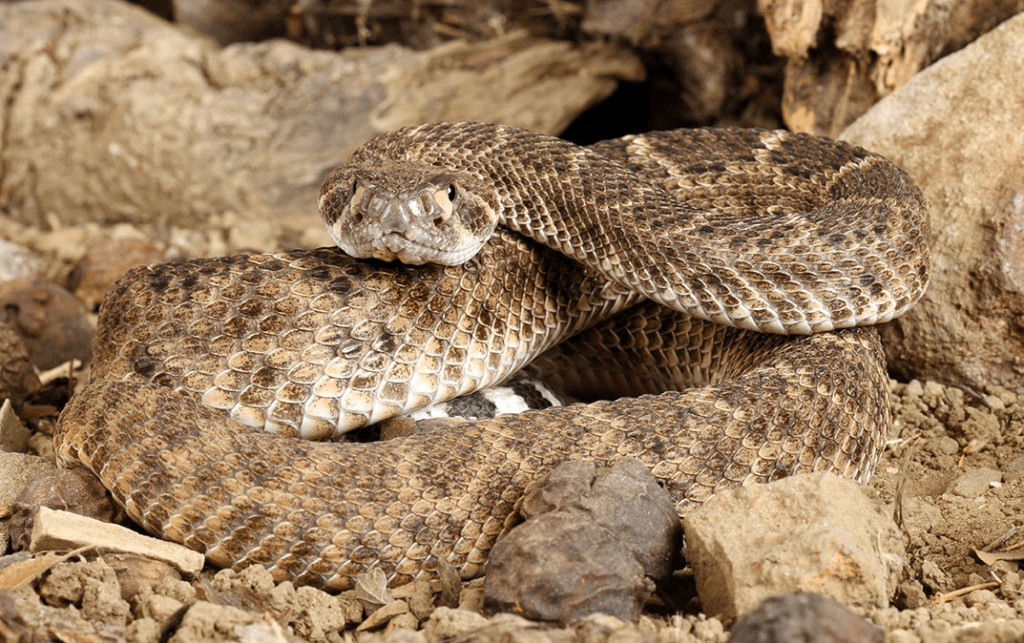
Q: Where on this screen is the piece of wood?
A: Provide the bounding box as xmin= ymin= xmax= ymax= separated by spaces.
xmin=759 ymin=0 xmax=1024 ymax=135
xmin=29 ymin=506 xmax=205 ymax=576
xmin=0 ymin=0 xmax=642 ymax=229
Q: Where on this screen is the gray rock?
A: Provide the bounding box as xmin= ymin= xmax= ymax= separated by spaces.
xmin=483 ymin=459 xmax=682 ymax=624
xmin=0 ymin=278 xmax=93 ymax=370
xmin=728 ymin=593 xmax=883 ymax=643
xmin=0 ymin=240 xmax=45 ymax=283
xmin=683 ymin=471 xmax=904 ymax=621
xmin=948 ymin=467 xmax=1003 ymax=498
xmin=841 ymin=13 xmax=1024 ymax=394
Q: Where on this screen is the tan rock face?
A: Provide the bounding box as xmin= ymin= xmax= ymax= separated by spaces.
xmin=0 ymin=0 xmax=642 ymax=229
xmin=682 ymin=472 xmax=905 ymax=621
xmin=759 ymin=0 xmax=1024 ymax=136
xmin=842 ymin=14 xmax=1024 ymax=393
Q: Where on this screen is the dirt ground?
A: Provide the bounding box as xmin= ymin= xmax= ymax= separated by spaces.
xmin=1 ymin=215 xmax=1023 ymax=642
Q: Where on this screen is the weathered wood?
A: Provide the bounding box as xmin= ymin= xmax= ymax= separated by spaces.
xmin=0 ymin=0 xmax=642 ymax=228
xmin=759 ymin=0 xmax=1024 ymax=135
xmin=30 ymin=507 xmax=205 ymax=576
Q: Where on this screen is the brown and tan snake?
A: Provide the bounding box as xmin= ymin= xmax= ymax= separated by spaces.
xmin=54 ymin=123 xmax=929 ymax=589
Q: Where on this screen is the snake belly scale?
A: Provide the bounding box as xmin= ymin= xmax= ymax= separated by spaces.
xmin=54 ymin=123 xmax=929 ymax=590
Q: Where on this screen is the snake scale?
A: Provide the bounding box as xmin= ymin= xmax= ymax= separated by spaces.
xmin=54 ymin=123 xmax=929 ymax=590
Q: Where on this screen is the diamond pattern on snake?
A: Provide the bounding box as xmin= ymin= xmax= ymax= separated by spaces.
xmin=55 ymin=122 xmax=929 ymax=590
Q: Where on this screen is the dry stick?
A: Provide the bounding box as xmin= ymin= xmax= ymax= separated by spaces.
xmin=932 ymin=581 xmax=1001 ymax=604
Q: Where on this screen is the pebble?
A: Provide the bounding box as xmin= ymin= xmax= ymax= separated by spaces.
xmin=0 ymin=239 xmax=45 ymax=282
xmin=948 ymin=467 xmax=1003 ymax=498
xmin=727 ymin=593 xmax=883 ymax=643
xmin=0 ymin=277 xmax=93 ymax=370
xmin=68 ymin=237 xmax=166 ymax=310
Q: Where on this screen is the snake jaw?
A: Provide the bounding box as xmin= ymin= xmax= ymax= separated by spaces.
xmin=320 ymin=161 xmax=499 ymax=266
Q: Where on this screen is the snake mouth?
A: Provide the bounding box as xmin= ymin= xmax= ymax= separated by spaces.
xmin=368 ymin=232 xmax=479 ymax=266
xmin=370 ymin=232 xmax=425 ymax=265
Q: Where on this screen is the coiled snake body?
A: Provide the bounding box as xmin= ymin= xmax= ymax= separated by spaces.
xmin=54 ymin=123 xmax=929 ymax=590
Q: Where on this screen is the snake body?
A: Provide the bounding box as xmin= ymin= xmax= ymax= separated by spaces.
xmin=54 ymin=124 xmax=929 ymax=590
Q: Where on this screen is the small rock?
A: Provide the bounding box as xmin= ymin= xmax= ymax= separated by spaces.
xmin=948 ymin=467 xmax=1003 ymax=498
xmin=38 ymin=558 xmax=132 ymax=626
xmin=894 ymin=580 xmax=928 ymax=610
xmin=0 ymin=451 xmax=54 ymax=506
xmin=0 ymin=239 xmax=45 ymax=282
xmin=919 ymin=560 xmax=952 ymax=593
xmin=519 ymin=458 xmax=682 ymax=579
xmin=484 ymin=512 xmax=653 ymax=624
xmin=683 ymin=472 xmax=905 ymax=621
xmin=0 ymin=277 xmax=93 ymax=370
xmin=0 ymin=399 xmax=31 ymax=453
xmin=137 ymin=592 xmax=185 ymax=623
xmin=68 ymin=237 xmax=166 ymax=310
xmin=291 ymin=585 xmax=354 ymax=641
xmin=422 ymin=606 xmax=490 ymax=640
xmin=728 ymin=593 xmax=883 ymax=643
xmin=166 ymin=601 xmax=274 ymax=641
xmin=923 ymin=380 xmax=945 ymax=399
xmin=483 ymin=459 xmax=681 ymax=624
xmin=125 ymin=617 xmax=161 ymax=643
xmin=29 ymin=506 xmax=204 ymax=576
xmin=965 ymin=589 xmax=1000 ymax=606
xmin=104 ymin=553 xmax=185 ymax=603
xmin=0 ymin=321 xmax=42 ymax=413
xmin=387 ymin=612 xmax=421 ymax=633
xmin=391 ymin=579 xmax=436 ymax=621
xmin=357 ymin=600 xmax=410 ymax=631
xmin=9 ymin=469 xmax=118 ymax=551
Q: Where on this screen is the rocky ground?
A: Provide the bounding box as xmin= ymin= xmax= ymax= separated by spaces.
xmin=1 ymin=214 xmax=1024 ymax=642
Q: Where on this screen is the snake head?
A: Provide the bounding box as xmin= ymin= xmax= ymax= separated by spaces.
xmin=319 ymin=161 xmax=499 ymax=266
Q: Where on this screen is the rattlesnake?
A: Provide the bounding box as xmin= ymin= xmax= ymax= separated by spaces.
xmin=53 ymin=123 xmax=929 ymax=590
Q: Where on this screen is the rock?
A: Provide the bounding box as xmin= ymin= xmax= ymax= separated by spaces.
xmin=38 ymin=558 xmax=132 ymax=626
xmin=174 ymin=0 xmax=292 ymax=44
xmin=759 ymin=0 xmax=1024 ymax=136
xmin=422 ymin=606 xmax=490 ymax=640
xmin=841 ymin=14 xmax=1024 ymax=394
xmin=0 ymin=322 xmax=42 ymax=413
xmin=483 ymin=459 xmax=681 ymax=624
xmin=581 ymin=0 xmax=713 ymax=45
xmin=0 ymin=0 xmax=643 ymax=229
xmin=165 ymin=600 xmax=287 ymax=642
xmin=0 ymin=239 xmax=46 ymax=282
xmin=683 ymin=471 xmax=904 ymax=621
xmin=0 ymin=277 xmax=93 ymax=370
xmin=0 ymin=399 xmax=31 ymax=453
xmin=102 ymin=553 xmax=186 ymax=604
xmin=29 ymin=506 xmax=205 ymax=577
xmin=68 ymin=238 xmax=167 ymax=311
xmin=948 ymin=468 xmax=1003 ymax=498
xmin=0 ymin=452 xmax=55 ymax=506
xmin=728 ymin=593 xmax=884 ymax=643
xmin=0 ymin=450 xmax=55 ymax=551
xmin=9 ymin=469 xmax=119 ymax=551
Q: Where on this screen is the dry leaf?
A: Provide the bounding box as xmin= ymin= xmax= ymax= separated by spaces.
xmin=0 ymin=551 xmax=71 ymax=590
xmin=975 ymin=548 xmax=1024 ymax=565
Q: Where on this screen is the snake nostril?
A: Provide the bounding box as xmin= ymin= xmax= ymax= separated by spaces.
xmin=433 ymin=216 xmax=445 ymax=227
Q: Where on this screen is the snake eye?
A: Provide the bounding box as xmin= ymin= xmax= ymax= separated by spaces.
xmin=352 ymin=179 xmax=358 ymax=194
xmin=447 ymin=184 xmax=457 ymax=201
